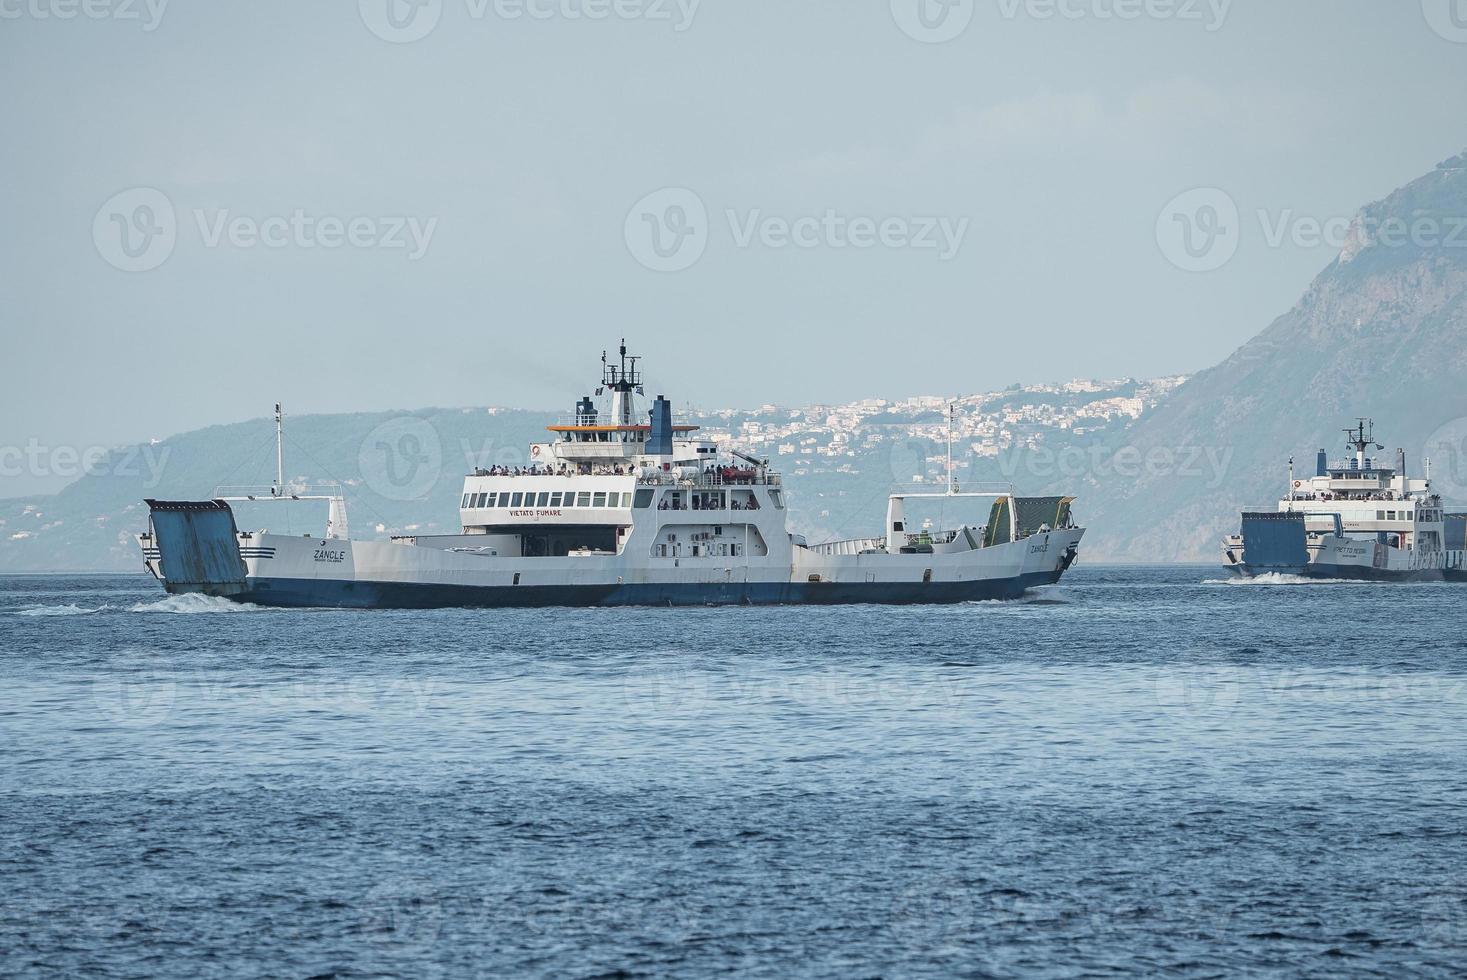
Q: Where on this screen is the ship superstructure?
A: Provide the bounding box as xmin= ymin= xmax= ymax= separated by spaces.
xmin=138 ymin=343 xmax=1084 ymax=608
xmin=1222 ymin=419 xmax=1467 ymax=580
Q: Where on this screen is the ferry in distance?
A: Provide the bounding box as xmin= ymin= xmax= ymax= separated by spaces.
xmin=1222 ymin=419 xmax=1467 ymax=581
xmin=138 ymin=343 xmax=1084 ymax=608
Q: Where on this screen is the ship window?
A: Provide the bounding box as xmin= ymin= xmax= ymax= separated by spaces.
xmin=462 ymin=494 xmax=471 ymax=508
xmin=769 ymin=490 xmax=784 ymax=509
xmin=549 ymin=492 xmax=562 ymax=507
xmin=1388 ymin=511 xmax=1396 ymax=520
xmin=477 ymin=493 xmax=490 ymax=507
xmin=511 ymin=493 xmax=524 ymax=507
xmin=577 ymin=492 xmax=591 ymax=508
xmin=593 ymin=492 xmax=607 ymax=507
xmin=537 ymin=492 xmax=550 ymax=507
xmin=634 ymin=489 xmax=654 ymax=509
xmin=714 ymin=526 xmax=723 ymax=535
xmin=1378 ymin=511 xmax=1385 ymax=520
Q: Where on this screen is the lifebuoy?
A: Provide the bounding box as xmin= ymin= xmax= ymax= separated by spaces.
xmin=1293 ymin=480 xmax=1301 ymax=488
xmin=531 ymin=445 xmax=541 ymax=458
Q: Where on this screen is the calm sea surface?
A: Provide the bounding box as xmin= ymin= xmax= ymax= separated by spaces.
xmin=2 ymin=567 xmax=1465 ymax=978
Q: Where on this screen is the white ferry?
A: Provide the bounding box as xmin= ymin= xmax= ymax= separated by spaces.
xmin=138 ymin=344 xmax=1084 ymax=608
xmin=1222 ymin=419 xmax=1467 ymax=581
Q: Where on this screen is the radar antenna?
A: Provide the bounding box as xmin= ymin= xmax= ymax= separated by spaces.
xmin=602 ymin=338 xmax=642 ymax=392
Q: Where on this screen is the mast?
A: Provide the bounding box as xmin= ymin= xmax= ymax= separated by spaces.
xmin=1344 ymin=417 xmax=1382 ymax=468
xmin=601 ymin=338 xmax=643 ymax=426
xmin=274 ymin=403 xmax=284 ymax=497
xmin=947 ymin=400 xmax=957 ymax=495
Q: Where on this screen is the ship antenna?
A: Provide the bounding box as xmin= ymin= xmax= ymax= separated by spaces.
xmin=947 ymin=400 xmax=958 ymax=495
xmin=274 ymin=402 xmax=284 ymax=497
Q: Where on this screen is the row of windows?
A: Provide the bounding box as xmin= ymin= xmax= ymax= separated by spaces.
xmin=1376 ymin=509 xmax=1439 ymax=521
xmin=463 ymin=490 xmax=633 ymax=510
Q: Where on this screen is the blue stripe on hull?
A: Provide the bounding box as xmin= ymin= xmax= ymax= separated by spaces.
xmin=166 ymin=571 xmax=1067 ymax=609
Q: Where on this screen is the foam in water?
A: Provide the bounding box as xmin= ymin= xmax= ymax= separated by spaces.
xmin=14 ymin=603 xmax=109 ymax=617
xmin=128 ymin=594 xmax=261 ymax=614
xmin=1202 ymin=572 xmax=1364 ymax=586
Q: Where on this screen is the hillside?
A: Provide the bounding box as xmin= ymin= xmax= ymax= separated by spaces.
xmin=1052 ymin=151 xmax=1467 ymax=560
xmin=0 ymin=380 xmax=1175 ymax=572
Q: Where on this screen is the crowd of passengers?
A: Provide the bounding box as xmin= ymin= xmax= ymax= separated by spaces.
xmin=471 ymin=462 xmax=765 ymax=484
xmin=473 ymin=464 xmax=634 ymax=477
xmin=658 ymin=493 xmax=761 ymax=511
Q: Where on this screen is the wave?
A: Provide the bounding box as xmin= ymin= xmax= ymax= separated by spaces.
xmin=14 ymin=603 xmax=110 ymax=617
xmin=1202 ymin=573 xmax=1365 ymax=586
xmin=128 ymin=594 xmax=261 ymax=614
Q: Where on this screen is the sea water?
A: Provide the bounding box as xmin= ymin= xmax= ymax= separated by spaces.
xmin=2 ymin=567 xmax=1465 ymax=977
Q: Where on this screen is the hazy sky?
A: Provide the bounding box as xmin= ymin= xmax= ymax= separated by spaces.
xmin=3 ymin=0 xmax=1466 ymax=496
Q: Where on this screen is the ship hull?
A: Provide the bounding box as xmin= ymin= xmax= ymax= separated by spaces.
xmin=142 ymin=516 xmax=1084 ymax=610
xmin=177 ymin=568 xmax=1068 ymax=609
